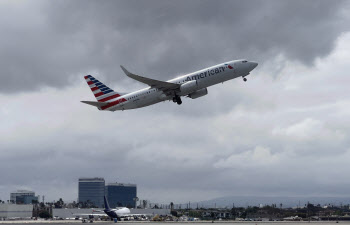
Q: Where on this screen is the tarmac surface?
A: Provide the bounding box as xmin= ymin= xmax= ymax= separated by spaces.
xmin=0 ymin=222 xmax=350 ymax=225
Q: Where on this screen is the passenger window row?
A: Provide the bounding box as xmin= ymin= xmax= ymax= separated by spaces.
xmin=127 ymin=89 xmax=157 ymax=100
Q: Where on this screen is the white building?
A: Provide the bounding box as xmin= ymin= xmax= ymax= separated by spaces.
xmin=0 ymin=204 xmax=33 ymax=219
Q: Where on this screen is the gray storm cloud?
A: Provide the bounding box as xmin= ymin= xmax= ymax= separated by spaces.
xmin=0 ymin=0 xmax=348 ymax=93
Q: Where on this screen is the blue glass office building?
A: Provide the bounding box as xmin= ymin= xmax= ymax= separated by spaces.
xmin=10 ymin=190 xmax=38 ymax=204
xmin=106 ymin=183 xmax=137 ymax=208
xmin=78 ymin=177 xmax=105 ymax=208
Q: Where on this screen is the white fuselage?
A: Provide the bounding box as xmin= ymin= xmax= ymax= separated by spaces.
xmin=103 ymin=59 xmax=257 ymax=111
xmin=114 ymin=207 xmax=131 ymax=217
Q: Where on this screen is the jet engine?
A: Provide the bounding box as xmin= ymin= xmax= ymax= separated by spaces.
xmin=180 ymin=80 xmax=198 ymax=95
xmin=188 ymin=88 xmax=208 ymax=99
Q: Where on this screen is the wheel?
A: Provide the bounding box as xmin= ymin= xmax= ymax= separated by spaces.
xmin=173 ymin=95 xmax=182 ymax=104
xmin=243 ymin=77 xmax=247 ymax=82
xmin=176 ymin=97 xmax=182 ymax=105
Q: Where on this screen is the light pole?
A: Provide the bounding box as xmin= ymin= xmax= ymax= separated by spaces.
xmin=133 ymin=197 xmax=139 ymax=208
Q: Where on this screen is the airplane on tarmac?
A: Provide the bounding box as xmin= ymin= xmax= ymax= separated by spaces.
xmin=73 ymin=196 xmax=149 ymax=220
xmin=81 ymin=59 xmax=258 ymax=111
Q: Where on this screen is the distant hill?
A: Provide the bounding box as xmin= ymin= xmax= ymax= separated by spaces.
xmin=186 ymin=196 xmax=350 ymax=208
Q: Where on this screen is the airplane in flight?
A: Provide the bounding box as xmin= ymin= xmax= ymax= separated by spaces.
xmin=81 ymin=59 xmax=258 ymax=111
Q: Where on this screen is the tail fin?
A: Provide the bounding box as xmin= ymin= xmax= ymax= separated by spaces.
xmin=84 ymin=75 xmax=122 ymax=102
xmin=104 ymin=196 xmax=110 ymax=210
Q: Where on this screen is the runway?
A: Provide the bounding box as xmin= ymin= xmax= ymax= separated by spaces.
xmin=0 ymin=221 xmax=350 ymax=225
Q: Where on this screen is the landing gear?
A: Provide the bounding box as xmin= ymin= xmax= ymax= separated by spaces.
xmin=243 ymin=77 xmax=247 ymax=82
xmin=177 ymin=98 xmax=182 ymax=105
xmin=173 ymin=95 xmax=182 ymax=105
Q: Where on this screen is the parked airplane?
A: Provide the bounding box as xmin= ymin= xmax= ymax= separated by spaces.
xmin=95 ymin=196 xmax=132 ymax=218
xmin=73 ymin=196 xmax=149 ymax=220
xmin=81 ymin=59 xmax=258 ymax=111
xmin=283 ymin=216 xmax=302 ymax=221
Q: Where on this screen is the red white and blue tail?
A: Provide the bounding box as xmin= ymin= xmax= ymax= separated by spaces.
xmin=84 ymin=75 xmax=122 ymax=102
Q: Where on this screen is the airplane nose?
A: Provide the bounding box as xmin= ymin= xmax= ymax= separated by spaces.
xmin=251 ymin=61 xmax=258 ymax=69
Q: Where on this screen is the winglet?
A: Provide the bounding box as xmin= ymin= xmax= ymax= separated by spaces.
xmin=120 ymin=65 xmax=141 ymax=81
xmin=120 ymin=65 xmax=151 ymax=84
xmin=120 ymin=65 xmax=131 ymax=76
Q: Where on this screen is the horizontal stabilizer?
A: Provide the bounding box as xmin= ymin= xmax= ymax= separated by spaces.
xmin=81 ymin=101 xmax=109 ymax=107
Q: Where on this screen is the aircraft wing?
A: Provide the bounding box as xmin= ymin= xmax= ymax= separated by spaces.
xmin=120 ymin=66 xmax=180 ymax=92
xmin=71 ymin=212 xmax=108 ymax=217
xmin=119 ymin=213 xmax=153 ymax=218
xmin=73 ymin=213 xmax=107 ymax=216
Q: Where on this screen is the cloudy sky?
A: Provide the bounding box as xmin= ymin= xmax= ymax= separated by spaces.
xmin=1 ymin=0 xmax=350 ymax=204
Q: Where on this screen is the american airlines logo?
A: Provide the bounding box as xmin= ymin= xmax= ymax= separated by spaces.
xmin=185 ymin=66 xmax=228 ymax=82
xmin=225 ymin=63 xmax=233 ymax=69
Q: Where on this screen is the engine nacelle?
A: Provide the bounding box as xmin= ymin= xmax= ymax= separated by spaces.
xmin=180 ymin=80 xmax=198 ymax=95
xmin=188 ymin=88 xmax=208 ymax=99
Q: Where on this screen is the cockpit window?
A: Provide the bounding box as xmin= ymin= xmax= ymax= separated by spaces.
xmin=242 ymin=60 xmax=248 ymax=63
